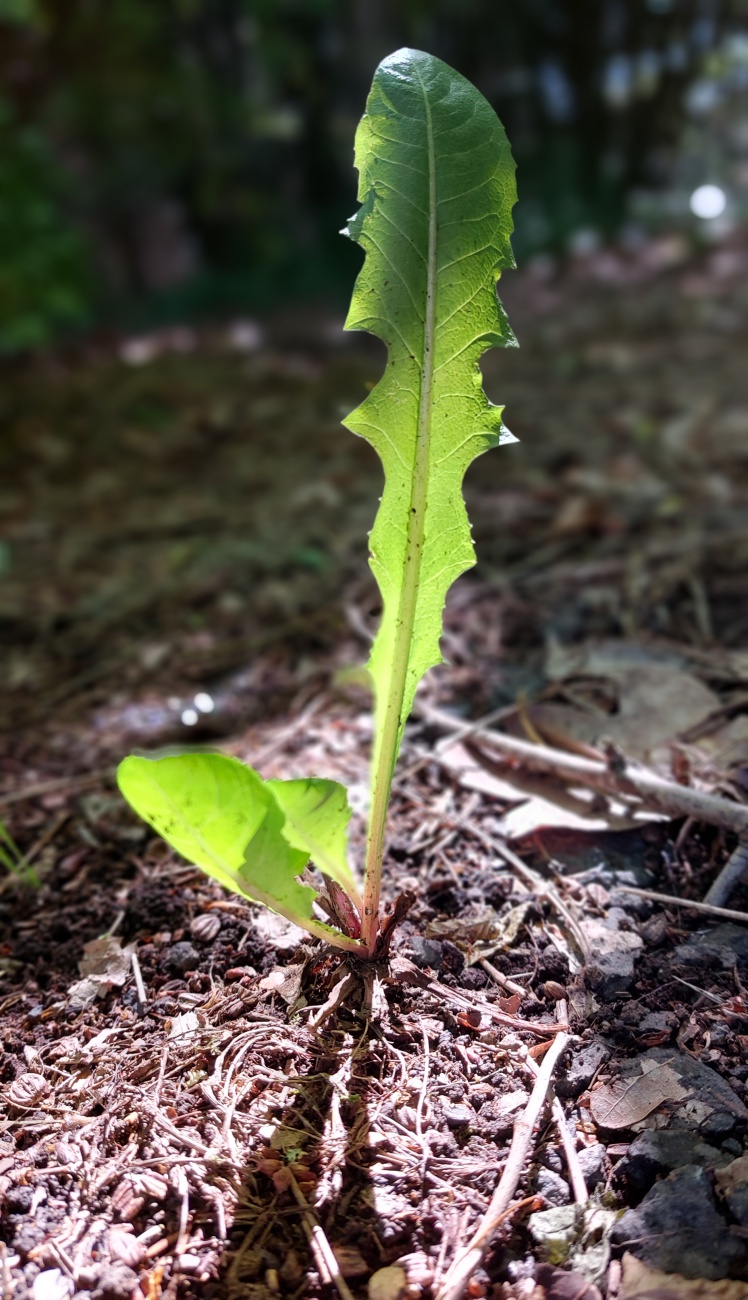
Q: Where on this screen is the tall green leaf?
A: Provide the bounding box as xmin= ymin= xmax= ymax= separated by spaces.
xmin=117 ymin=754 xmax=364 ymax=952
xmin=343 ymin=48 xmax=517 ymax=943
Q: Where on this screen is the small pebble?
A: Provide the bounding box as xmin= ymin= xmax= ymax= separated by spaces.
xmin=164 ymin=941 xmax=200 ymax=974
xmin=441 ymin=1102 xmax=474 ymax=1129
xmin=577 ymin=1143 xmax=606 ymax=1189
xmin=535 ymin=1166 xmax=570 ymax=1207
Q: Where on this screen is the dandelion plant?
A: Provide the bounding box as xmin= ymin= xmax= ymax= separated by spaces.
xmin=118 ymin=48 xmax=517 ymax=960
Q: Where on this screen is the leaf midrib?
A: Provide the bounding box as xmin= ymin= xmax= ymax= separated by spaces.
xmin=362 ymin=63 xmax=438 ymax=943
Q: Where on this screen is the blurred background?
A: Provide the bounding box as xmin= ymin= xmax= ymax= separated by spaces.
xmin=1 ymin=0 xmax=748 ymax=752
xmin=1 ymin=0 xmax=746 ymax=350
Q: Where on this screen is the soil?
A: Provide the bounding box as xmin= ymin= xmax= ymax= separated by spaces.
xmin=2 ymin=232 xmax=748 ymax=1300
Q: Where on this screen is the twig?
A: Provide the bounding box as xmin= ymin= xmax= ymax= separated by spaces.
xmin=417 ymin=701 xmax=748 ymax=836
xmin=416 ymin=1023 xmax=431 ymax=1189
xmin=0 ymin=770 xmax=115 ymax=810
xmin=389 ymin=957 xmax=566 ymax=1036
xmin=130 ymin=948 xmax=147 ymax=1012
xmin=614 ymin=884 xmax=748 ymax=925
xmin=23 ymin=810 xmax=70 ymax=867
xmin=704 ymin=834 xmax=748 ymax=908
xmin=287 ymin=1169 xmax=356 ymax=1300
xmin=435 ymin=1032 xmax=569 ymax=1300
xmin=307 ymin=970 xmax=358 ymax=1030
xmin=525 ymin=1002 xmax=587 ymax=1206
xmin=479 ymin=959 xmax=538 ymax=1004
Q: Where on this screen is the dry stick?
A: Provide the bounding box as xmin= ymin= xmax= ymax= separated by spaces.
xmin=435 ymin=1031 xmax=569 ymax=1300
xmin=612 ymin=884 xmax=748 ymax=925
xmin=479 ymin=958 xmax=539 ymax=1004
xmin=287 ymin=1171 xmax=356 ymax=1300
xmin=705 ymin=834 xmax=748 ymax=909
xmin=130 ymin=948 xmax=148 ymax=1012
xmin=417 ymin=701 xmax=748 ymax=836
xmin=525 ymin=1001 xmax=587 ymax=1206
xmin=0 ymin=770 xmax=115 ymax=810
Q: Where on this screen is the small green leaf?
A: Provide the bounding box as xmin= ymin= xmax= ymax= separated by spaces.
xmin=266 ymin=777 xmax=361 ymax=907
xmin=117 ymin=754 xmax=363 ymax=952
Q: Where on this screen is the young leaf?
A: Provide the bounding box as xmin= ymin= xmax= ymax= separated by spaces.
xmin=266 ymin=777 xmax=361 ymax=908
xmin=343 ymin=48 xmax=517 ymax=944
xmin=117 ymin=754 xmax=364 ymax=952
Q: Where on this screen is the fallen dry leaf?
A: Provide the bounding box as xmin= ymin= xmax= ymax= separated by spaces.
xmin=715 ymin=1152 xmax=748 ymax=1198
xmin=368 ymin=1265 xmax=407 ymax=1300
xmin=526 ymin=665 xmax=719 ymax=764
xmin=438 ymin=741 xmax=657 ymax=838
xmin=620 ymin=1251 xmax=748 ymax=1299
xmin=259 ymin=963 xmax=305 ymax=1005
xmin=590 ymin=1058 xmax=689 ymax=1129
xmin=68 ymin=936 xmax=135 ymax=1008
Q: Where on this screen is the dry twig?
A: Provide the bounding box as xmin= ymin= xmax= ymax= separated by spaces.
xmin=418 ymin=701 xmax=748 ymax=836
xmin=704 ymin=833 xmax=748 ymax=909
xmin=435 ymin=1031 xmax=569 ymax=1300
xmin=613 ymin=884 xmax=748 ymax=925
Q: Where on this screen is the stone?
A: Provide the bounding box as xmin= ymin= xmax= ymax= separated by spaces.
xmin=616 ymin=1129 xmax=728 ymax=1192
xmin=673 ymin=924 xmax=748 ymax=971
xmin=638 ymin=1011 xmax=676 ymax=1034
xmin=163 ymin=941 xmax=200 ymax=974
xmin=535 ymin=1167 xmax=570 ymax=1206
xmin=580 ymin=917 xmax=643 ymax=999
xmin=368 ymin=1265 xmax=407 ymax=1300
xmin=409 ymin=937 xmax=444 ymax=969
xmin=90 ymin=1263 xmax=140 ymax=1300
xmin=715 ymin=1154 xmax=748 ymax=1227
xmin=556 ymin=1040 xmax=611 ymax=1097
xmin=577 ymin=1143 xmax=606 ymax=1189
xmin=610 ymin=1164 xmax=746 ymax=1279
xmin=583 ymin=947 xmax=636 ymax=998
xmin=701 ymin=1108 xmax=742 ymax=1142
xmin=441 ymin=1102 xmax=474 ymax=1129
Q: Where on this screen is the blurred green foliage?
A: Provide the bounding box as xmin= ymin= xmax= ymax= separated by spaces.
xmin=0 ymin=97 xmax=91 ymax=350
xmin=0 ymin=0 xmax=743 ymax=351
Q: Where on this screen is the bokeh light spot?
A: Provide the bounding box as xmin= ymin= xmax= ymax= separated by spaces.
xmin=689 ymin=184 xmax=727 ymax=219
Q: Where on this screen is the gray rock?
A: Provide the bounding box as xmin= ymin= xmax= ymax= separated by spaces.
xmin=556 ymin=1040 xmax=611 ymax=1097
xmin=610 ymin=1164 xmax=746 ymax=1279
xmin=542 ymin=1148 xmax=564 ymax=1174
xmin=577 ymin=864 xmax=654 ymax=893
xmin=535 ymin=1167 xmax=570 ymax=1207
xmin=644 ymin=1046 xmax=748 ymax=1128
xmin=409 ymin=937 xmax=444 ymax=969
xmin=715 ymin=1155 xmax=748 ymax=1228
xmin=86 ymin=1263 xmax=140 ymax=1300
xmin=638 ymin=1011 xmax=676 ymax=1034
xmin=617 ymin=1129 xmax=727 ymax=1192
xmin=164 ymin=941 xmax=200 ymax=974
xmin=701 ymin=1108 xmax=742 ymax=1141
xmin=577 ymin=1143 xmax=606 ymax=1189
xmin=673 ymin=924 xmax=748 ymax=971
xmin=723 ymin=1184 xmax=748 ymax=1228
xmin=441 ymin=1102 xmax=475 ymax=1129
xmin=584 ymin=946 xmax=636 ymax=998
xmin=409 ymin=936 xmax=464 ymax=974
xmin=722 ymin=1138 xmax=743 ymax=1156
